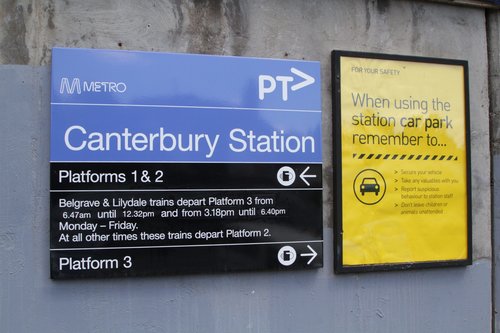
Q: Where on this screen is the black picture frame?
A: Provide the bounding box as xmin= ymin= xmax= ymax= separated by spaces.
xmin=332 ymin=50 xmax=472 ymax=273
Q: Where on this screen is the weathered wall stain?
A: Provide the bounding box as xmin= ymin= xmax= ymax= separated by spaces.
xmin=0 ymin=0 xmax=30 ymax=64
xmin=170 ymin=0 xmax=185 ymax=44
xmin=365 ymin=0 xmax=372 ymax=31
xmin=410 ymin=3 xmax=426 ymax=51
xmin=0 ymin=229 xmax=15 ymax=251
xmin=0 ymin=227 xmax=24 ymax=275
xmin=46 ymin=0 xmax=55 ymax=29
xmin=186 ymin=0 xmax=247 ymax=55
xmin=223 ymin=0 xmax=248 ymax=55
xmin=488 ymin=11 xmax=500 ymax=154
xmin=376 ymin=0 xmax=390 ymax=14
xmin=324 ymin=165 xmax=334 ymax=228
xmin=187 ymin=0 xmax=224 ymax=54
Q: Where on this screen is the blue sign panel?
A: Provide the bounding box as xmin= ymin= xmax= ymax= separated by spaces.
xmin=50 ymin=48 xmax=322 ymax=279
xmin=51 ymin=48 xmax=321 ymax=163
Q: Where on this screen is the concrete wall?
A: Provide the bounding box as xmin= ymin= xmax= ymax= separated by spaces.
xmin=0 ymin=1 xmax=493 ymax=332
xmin=489 ymin=8 xmax=500 ymax=333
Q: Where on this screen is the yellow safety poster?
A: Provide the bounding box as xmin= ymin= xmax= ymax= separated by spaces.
xmin=332 ymin=51 xmax=471 ymax=272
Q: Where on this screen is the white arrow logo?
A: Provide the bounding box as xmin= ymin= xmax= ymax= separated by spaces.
xmin=290 ymin=67 xmax=315 ymax=91
xmin=300 ymin=245 xmax=318 ymax=265
xmin=300 ymin=166 xmax=316 ymax=186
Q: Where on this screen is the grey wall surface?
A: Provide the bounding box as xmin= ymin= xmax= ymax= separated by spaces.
xmin=0 ymin=1 xmax=493 ymax=332
xmin=489 ymin=8 xmax=500 ymax=333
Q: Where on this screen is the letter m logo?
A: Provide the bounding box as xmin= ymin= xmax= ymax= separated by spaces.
xmin=59 ymin=78 xmax=81 ymax=94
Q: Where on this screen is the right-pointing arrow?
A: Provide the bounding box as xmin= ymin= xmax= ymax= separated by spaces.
xmin=300 ymin=245 xmax=318 ymax=265
xmin=290 ymin=67 xmax=315 ymax=91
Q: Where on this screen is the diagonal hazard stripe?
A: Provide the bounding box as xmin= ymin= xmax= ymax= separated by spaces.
xmin=351 ymin=153 xmax=459 ymax=161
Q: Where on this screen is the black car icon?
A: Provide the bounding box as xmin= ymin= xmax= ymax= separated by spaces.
xmin=360 ymin=177 xmax=379 ymax=195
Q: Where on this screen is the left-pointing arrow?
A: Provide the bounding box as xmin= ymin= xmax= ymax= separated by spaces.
xmin=300 ymin=245 xmax=318 ymax=265
xmin=290 ymin=67 xmax=315 ymax=91
xmin=300 ymin=166 xmax=317 ymax=186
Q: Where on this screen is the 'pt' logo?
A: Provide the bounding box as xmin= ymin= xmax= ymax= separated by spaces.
xmin=59 ymin=77 xmax=127 ymax=94
xmin=258 ymin=68 xmax=315 ymax=101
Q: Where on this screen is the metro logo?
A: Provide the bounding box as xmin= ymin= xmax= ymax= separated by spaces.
xmin=59 ymin=77 xmax=127 ymax=94
xmin=60 ymin=78 xmax=81 ymax=94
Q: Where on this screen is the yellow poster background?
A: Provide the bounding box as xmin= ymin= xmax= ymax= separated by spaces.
xmin=340 ymin=56 xmax=468 ymax=266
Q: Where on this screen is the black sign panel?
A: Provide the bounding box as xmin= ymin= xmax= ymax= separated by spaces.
xmin=50 ymin=163 xmax=322 ymax=278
